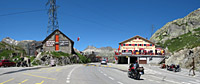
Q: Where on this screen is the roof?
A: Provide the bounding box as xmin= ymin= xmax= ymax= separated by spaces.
xmin=42 ymin=29 xmax=74 ymax=44
xmin=119 ymin=35 xmax=155 ymax=45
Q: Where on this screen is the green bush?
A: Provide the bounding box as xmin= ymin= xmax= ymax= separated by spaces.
xmin=51 ymin=51 xmax=70 ymax=57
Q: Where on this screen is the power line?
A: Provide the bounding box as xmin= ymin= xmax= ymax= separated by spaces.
xmin=0 ymin=9 xmax=47 ymax=17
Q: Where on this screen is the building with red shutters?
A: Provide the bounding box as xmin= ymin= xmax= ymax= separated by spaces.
xmin=115 ymin=35 xmax=165 ymax=64
xmin=41 ymin=29 xmax=76 ymax=54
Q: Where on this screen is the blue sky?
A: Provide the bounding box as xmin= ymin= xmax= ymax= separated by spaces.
xmin=0 ymin=0 xmax=200 ymax=51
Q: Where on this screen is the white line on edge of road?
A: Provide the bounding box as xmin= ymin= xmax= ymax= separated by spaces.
xmin=117 ymin=81 xmax=123 ymax=84
xmin=66 ymin=66 xmax=79 ymax=83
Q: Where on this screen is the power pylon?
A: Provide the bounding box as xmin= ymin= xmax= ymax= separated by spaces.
xmin=46 ymin=0 xmax=59 ymax=35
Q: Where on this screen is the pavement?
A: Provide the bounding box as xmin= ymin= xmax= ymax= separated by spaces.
xmin=0 ymin=63 xmax=200 ymax=84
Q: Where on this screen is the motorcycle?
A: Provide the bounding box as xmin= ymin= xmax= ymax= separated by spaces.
xmin=128 ymin=67 xmax=144 ymax=80
xmin=167 ymin=64 xmax=181 ymax=72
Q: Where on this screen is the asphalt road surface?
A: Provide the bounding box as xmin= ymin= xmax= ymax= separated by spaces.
xmin=0 ymin=64 xmax=199 ymax=84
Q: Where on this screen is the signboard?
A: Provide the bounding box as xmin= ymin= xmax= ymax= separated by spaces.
xmin=60 ymin=40 xmax=69 ymax=46
xmin=46 ymin=41 xmax=55 ymax=46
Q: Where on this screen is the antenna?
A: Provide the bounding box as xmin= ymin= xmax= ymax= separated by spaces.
xmin=46 ymin=0 xmax=59 ymax=36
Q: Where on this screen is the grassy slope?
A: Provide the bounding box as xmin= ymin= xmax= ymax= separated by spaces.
xmin=0 ymin=42 xmax=25 ymax=61
xmin=158 ymin=28 xmax=200 ymax=52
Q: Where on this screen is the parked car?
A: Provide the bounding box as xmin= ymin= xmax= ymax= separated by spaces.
xmin=101 ymin=60 xmax=107 ymax=65
xmin=0 ymin=60 xmax=16 ymax=67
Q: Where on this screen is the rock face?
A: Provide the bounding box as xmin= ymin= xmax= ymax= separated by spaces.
xmin=150 ymin=8 xmax=200 ymax=70
xmin=2 ymin=37 xmax=42 ymax=56
xmin=166 ymin=47 xmax=200 ymax=70
xmin=82 ymin=46 xmax=116 ymax=57
xmin=2 ymin=37 xmax=19 ymax=45
xmin=150 ymin=8 xmax=200 ymax=43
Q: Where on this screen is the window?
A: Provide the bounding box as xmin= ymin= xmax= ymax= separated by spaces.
xmin=129 ymin=44 xmax=131 ymax=46
xmin=122 ymin=50 xmax=126 ymax=52
xmin=123 ymin=44 xmax=125 ymax=46
xmin=139 ymin=44 xmax=142 ymax=46
xmin=150 ymin=44 xmax=152 ymax=46
xmin=135 ymin=44 xmax=137 ymax=46
xmin=144 ymin=44 xmax=146 ymax=46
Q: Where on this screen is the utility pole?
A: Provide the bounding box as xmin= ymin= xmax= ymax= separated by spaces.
xmin=46 ymin=0 xmax=59 ymax=36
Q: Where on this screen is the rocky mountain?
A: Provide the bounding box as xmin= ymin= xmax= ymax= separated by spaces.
xmin=2 ymin=37 xmax=42 ymax=56
xmin=150 ymin=8 xmax=200 ymax=70
xmin=82 ymin=46 xmax=116 ymax=57
xmin=150 ymin=8 xmax=200 ymax=43
xmin=2 ymin=37 xmax=19 ymax=45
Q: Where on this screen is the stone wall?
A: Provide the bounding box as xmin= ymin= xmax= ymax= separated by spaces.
xmin=43 ymin=31 xmax=73 ymax=54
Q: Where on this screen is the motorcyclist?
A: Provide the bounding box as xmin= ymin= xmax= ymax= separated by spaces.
xmin=133 ymin=61 xmax=139 ymax=73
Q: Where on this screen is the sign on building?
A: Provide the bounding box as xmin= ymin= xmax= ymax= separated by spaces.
xmin=46 ymin=41 xmax=55 ymax=46
xmin=60 ymin=40 xmax=69 ymax=46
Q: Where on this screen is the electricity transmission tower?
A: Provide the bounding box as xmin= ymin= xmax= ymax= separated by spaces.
xmin=151 ymin=25 xmax=155 ymax=37
xmin=46 ymin=0 xmax=59 ymax=35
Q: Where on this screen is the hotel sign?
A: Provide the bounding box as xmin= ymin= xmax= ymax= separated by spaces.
xmin=59 ymin=40 xmax=69 ymax=46
xmin=46 ymin=40 xmax=69 ymax=46
xmin=46 ymin=41 xmax=55 ymax=46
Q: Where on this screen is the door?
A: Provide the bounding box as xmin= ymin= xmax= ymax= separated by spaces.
xmin=55 ymin=44 xmax=59 ymax=51
xmin=139 ymin=60 xmax=147 ymax=64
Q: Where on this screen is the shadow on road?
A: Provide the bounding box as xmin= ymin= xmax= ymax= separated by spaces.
xmin=0 ymin=67 xmax=50 ymax=76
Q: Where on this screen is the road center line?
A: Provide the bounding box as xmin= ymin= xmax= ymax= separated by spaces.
xmin=108 ymin=77 xmax=114 ymax=80
xmin=117 ymin=81 xmax=123 ymax=84
xmin=66 ymin=66 xmax=79 ymax=84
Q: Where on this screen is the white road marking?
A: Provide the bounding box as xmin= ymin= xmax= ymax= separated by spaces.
xmin=108 ymin=77 xmax=114 ymax=80
xmin=189 ymin=81 xmax=199 ymax=84
xmin=156 ymin=81 xmax=161 ymax=83
xmin=66 ymin=80 xmax=70 ymax=83
xmin=117 ymin=81 xmax=123 ymax=84
xmin=148 ymin=79 xmax=154 ymax=81
xmin=66 ymin=66 xmax=79 ymax=83
xmin=104 ymin=74 xmax=107 ymax=76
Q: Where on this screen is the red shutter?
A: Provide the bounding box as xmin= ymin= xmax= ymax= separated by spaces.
xmin=121 ymin=44 xmax=123 ymax=46
xmin=55 ymin=44 xmax=59 ymax=51
xmin=126 ymin=44 xmax=129 ymax=46
xmin=55 ymin=35 xmax=59 ymax=42
xmin=131 ymin=44 xmax=134 ymax=46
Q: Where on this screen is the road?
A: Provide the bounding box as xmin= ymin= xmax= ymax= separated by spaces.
xmin=0 ymin=64 xmax=199 ymax=84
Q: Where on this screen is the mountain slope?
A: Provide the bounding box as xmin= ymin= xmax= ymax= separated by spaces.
xmin=150 ymin=8 xmax=200 ymax=70
xmin=82 ymin=46 xmax=116 ymax=57
xmin=150 ymin=8 xmax=200 ymax=44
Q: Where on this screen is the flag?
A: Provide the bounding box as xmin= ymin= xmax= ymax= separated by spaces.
xmin=77 ymin=37 xmax=80 ymax=41
xmin=118 ymin=45 xmax=120 ymax=52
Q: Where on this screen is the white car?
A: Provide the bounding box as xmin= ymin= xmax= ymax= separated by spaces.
xmin=101 ymin=60 xmax=107 ymax=65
